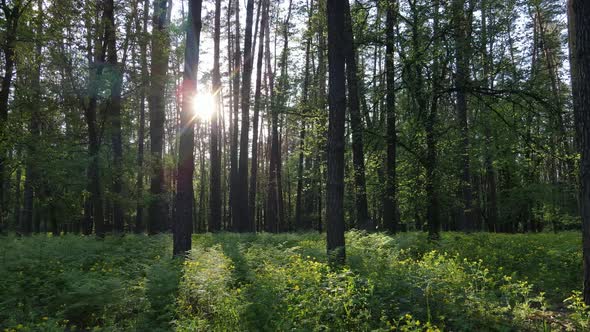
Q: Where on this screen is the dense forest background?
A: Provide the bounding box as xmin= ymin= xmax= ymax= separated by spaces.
xmin=0 ymin=0 xmax=578 ymax=237
xmin=3 ymin=0 xmax=590 ymax=330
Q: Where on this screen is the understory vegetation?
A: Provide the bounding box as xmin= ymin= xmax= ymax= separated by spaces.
xmin=0 ymin=231 xmax=587 ymax=331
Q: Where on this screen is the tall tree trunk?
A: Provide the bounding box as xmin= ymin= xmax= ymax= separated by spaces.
xmin=481 ymin=0 xmax=497 ymax=232
xmin=148 ymin=0 xmax=170 ymax=234
xmin=135 ymin=0 xmax=150 ymax=233
xmin=295 ymin=0 xmax=313 ymax=231
xmin=316 ymin=0 xmax=327 ymax=234
xmin=105 ymin=0 xmax=125 ymax=233
xmin=264 ymin=9 xmax=278 ymax=233
xmin=13 ymin=152 xmax=21 ymax=230
xmin=326 ymin=0 xmax=346 ymax=264
xmin=268 ymin=0 xmax=293 ymax=233
xmin=567 ymin=0 xmax=590 ymax=305
xmin=230 ymin=0 xmax=241 ymax=231
xmin=249 ymin=0 xmax=268 ymax=230
xmin=426 ymin=0 xmax=441 ymax=240
xmin=343 ymin=0 xmax=370 ymax=230
xmin=0 ymin=1 xmax=23 ymax=228
xmin=83 ymin=3 xmax=107 ymax=237
xmin=21 ymin=1 xmax=43 ymax=235
xmin=453 ymin=0 xmax=474 ymax=231
xmin=174 ymin=0 xmax=203 ymax=256
xmin=383 ymin=0 xmax=398 ymax=233
xmin=236 ymin=0 xmax=256 ymax=232
xmin=209 ymin=0 xmax=222 ymax=232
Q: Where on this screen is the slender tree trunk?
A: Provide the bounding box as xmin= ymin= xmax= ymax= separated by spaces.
xmin=426 ymin=0 xmax=442 ymax=240
xmin=567 ymin=0 xmax=590 ymax=305
xmin=135 ymin=0 xmax=150 ymax=233
xmin=174 ymin=0 xmax=203 ymax=256
xmin=267 ymin=0 xmax=293 ymax=233
xmin=265 ymin=2 xmax=278 ymax=233
xmin=383 ymin=0 xmax=398 ymax=233
xmin=148 ymin=0 xmax=170 ymax=234
xmin=104 ymin=0 xmax=125 ymax=233
xmin=342 ymin=0 xmax=370 ymax=231
xmin=295 ymin=1 xmax=313 ymax=231
xmin=326 ymin=0 xmax=346 ymax=264
xmin=453 ymin=0 xmax=474 ymax=231
xmin=0 ymin=1 xmax=23 ymax=228
xmin=21 ymin=1 xmax=43 ymax=235
xmin=481 ymin=0 xmax=497 ymax=232
xmin=14 ymin=152 xmax=21 ymax=229
xmin=236 ymin=0 xmax=256 ymax=232
xmin=230 ymin=0 xmax=241 ymax=231
xmin=209 ymin=0 xmax=222 ymax=232
xmin=225 ymin=0 xmax=233 ymax=230
xmin=249 ymin=0 xmax=268 ymax=230
xmin=84 ymin=5 xmax=107 ymax=237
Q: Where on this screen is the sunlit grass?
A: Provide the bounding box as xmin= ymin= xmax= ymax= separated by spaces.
xmin=0 ymin=231 xmax=586 ymax=331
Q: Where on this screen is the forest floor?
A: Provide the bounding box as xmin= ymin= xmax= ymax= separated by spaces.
xmin=0 ymin=231 xmax=587 ymax=331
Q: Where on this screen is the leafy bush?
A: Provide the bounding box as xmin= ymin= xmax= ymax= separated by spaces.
xmin=0 ymin=231 xmax=585 ymax=331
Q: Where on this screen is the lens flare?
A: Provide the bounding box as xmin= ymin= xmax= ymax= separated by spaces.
xmin=191 ymin=93 xmax=215 ymax=120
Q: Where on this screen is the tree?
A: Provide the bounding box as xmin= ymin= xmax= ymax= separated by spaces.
xmin=264 ymin=0 xmax=278 ymax=233
xmin=236 ymin=0 xmax=256 ymax=232
xmin=83 ymin=0 xmax=107 ymax=237
xmin=22 ymin=0 xmax=43 ymax=235
xmin=148 ymin=0 xmax=170 ymax=234
xmin=174 ymin=0 xmax=203 ymax=256
xmin=104 ymin=0 xmax=125 ymax=233
xmin=230 ymin=0 xmax=241 ymax=231
xmin=426 ymin=0 xmax=442 ymax=240
xmin=267 ymin=0 xmax=293 ymax=233
xmin=383 ymin=0 xmax=397 ymax=233
xmin=452 ymin=0 xmax=474 ymax=231
xmin=326 ymin=0 xmax=346 ymax=264
xmin=209 ymin=0 xmax=222 ymax=232
xmin=343 ymin=0 xmax=370 ymax=230
xmin=0 ymin=0 xmax=28 ymax=229
xmin=295 ymin=0 xmax=314 ymax=231
xmin=249 ymin=0 xmax=268 ymax=230
xmin=567 ymin=0 xmax=590 ymax=305
xmin=135 ymin=0 xmax=150 ymax=233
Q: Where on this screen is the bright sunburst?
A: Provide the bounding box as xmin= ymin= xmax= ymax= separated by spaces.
xmin=191 ymin=92 xmax=215 ymax=120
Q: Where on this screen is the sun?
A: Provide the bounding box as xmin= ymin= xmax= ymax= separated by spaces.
xmin=191 ymin=92 xmax=216 ymax=120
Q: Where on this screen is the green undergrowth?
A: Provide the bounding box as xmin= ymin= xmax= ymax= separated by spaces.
xmin=0 ymin=231 xmax=586 ymax=331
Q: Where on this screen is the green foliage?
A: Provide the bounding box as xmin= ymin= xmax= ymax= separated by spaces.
xmin=0 ymin=231 xmax=586 ymax=331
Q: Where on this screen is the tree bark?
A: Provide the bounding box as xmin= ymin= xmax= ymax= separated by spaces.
xmin=295 ymin=0 xmax=314 ymax=231
xmin=20 ymin=0 xmax=43 ymax=235
xmin=383 ymin=0 xmax=398 ymax=233
xmin=104 ymin=0 xmax=125 ymax=233
xmin=236 ymin=0 xmax=256 ymax=232
xmin=326 ymin=0 xmax=346 ymax=264
xmin=343 ymin=0 xmax=370 ymax=231
xmin=135 ymin=0 xmax=150 ymax=233
xmin=83 ymin=3 xmax=107 ymax=237
xmin=426 ymin=0 xmax=441 ymax=240
xmin=209 ymin=0 xmax=222 ymax=232
xmin=230 ymin=0 xmax=241 ymax=231
xmin=174 ymin=0 xmax=203 ymax=256
xmin=567 ymin=0 xmax=590 ymax=305
xmin=248 ymin=0 xmax=268 ymax=230
xmin=0 ymin=1 xmax=24 ymax=228
xmin=264 ymin=3 xmax=278 ymax=233
xmin=452 ymin=0 xmax=474 ymax=231
xmin=481 ymin=0 xmax=497 ymax=232
xmin=148 ymin=0 xmax=170 ymax=234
